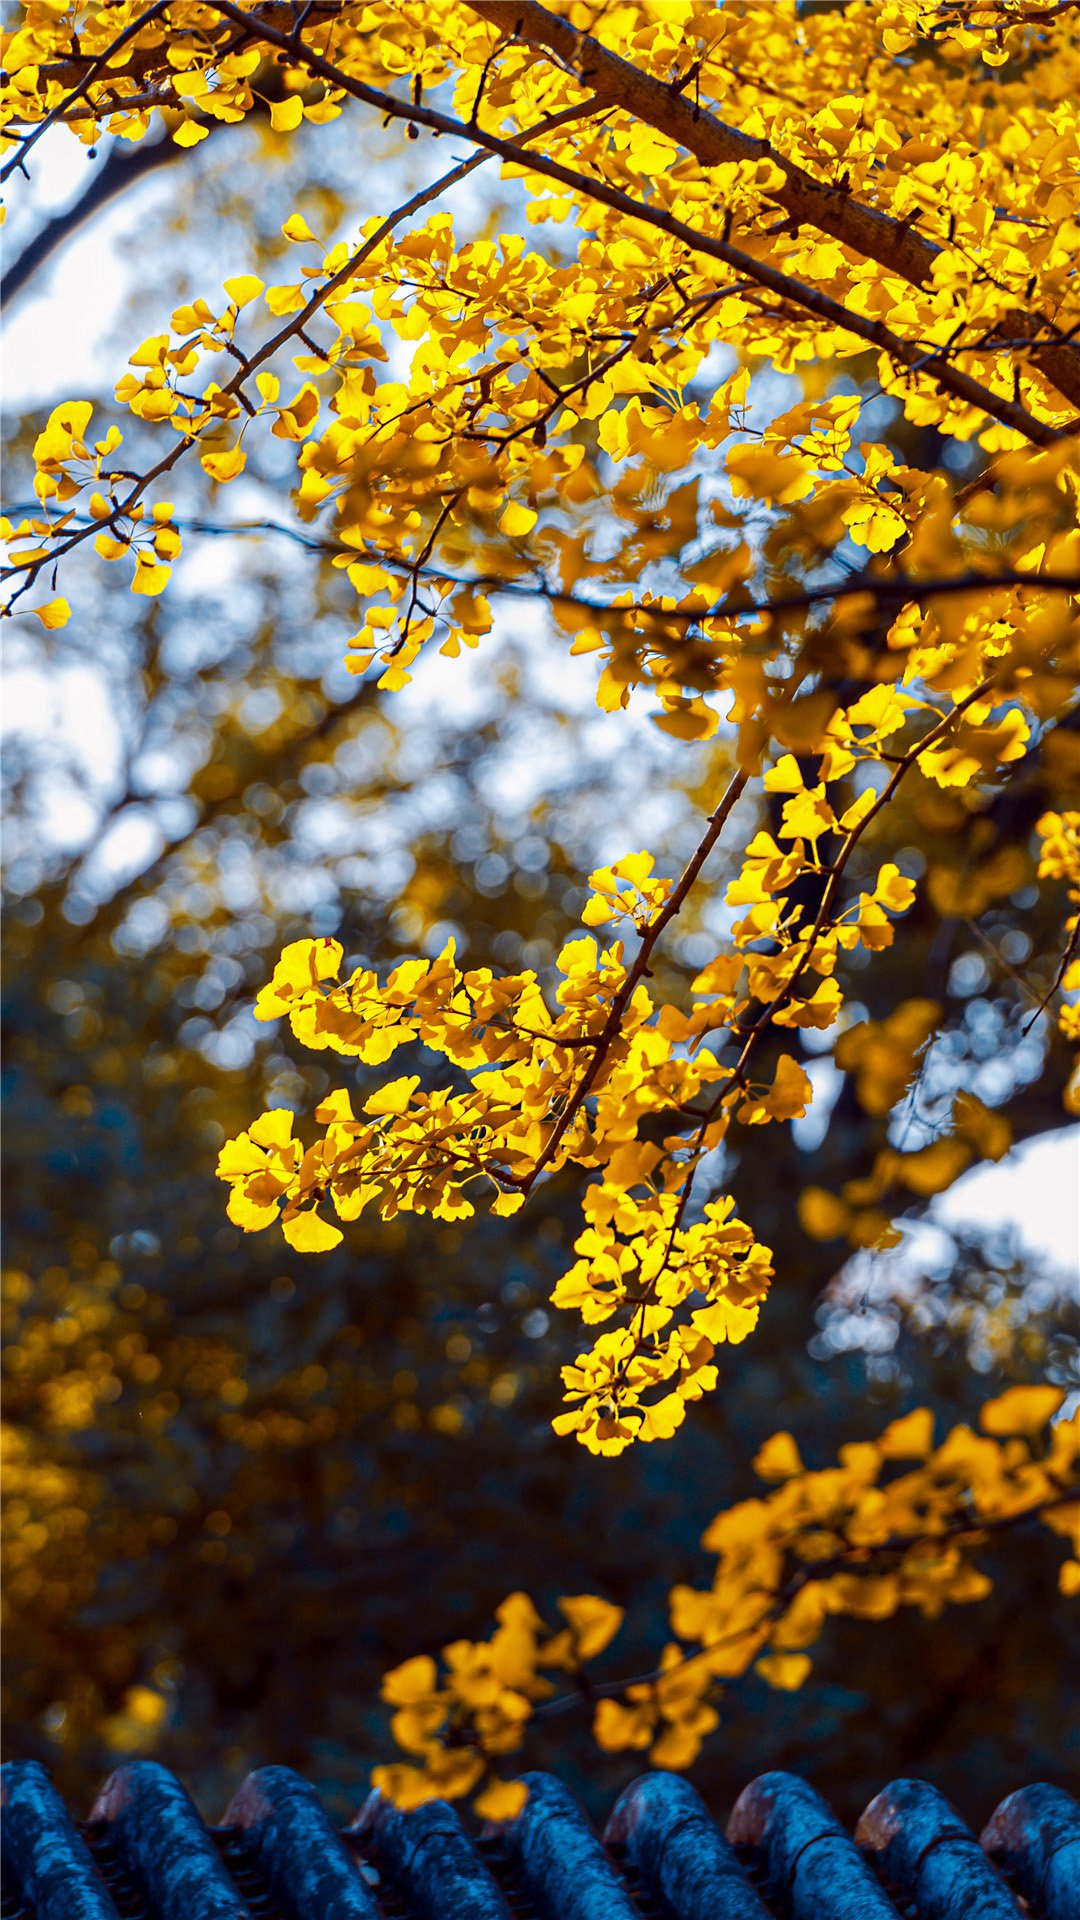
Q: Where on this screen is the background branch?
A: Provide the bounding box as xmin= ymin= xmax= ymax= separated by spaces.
xmin=2 ymin=132 xmax=193 ymax=312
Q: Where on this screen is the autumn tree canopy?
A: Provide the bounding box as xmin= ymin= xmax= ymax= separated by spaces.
xmin=3 ymin=0 xmax=1079 ymax=1823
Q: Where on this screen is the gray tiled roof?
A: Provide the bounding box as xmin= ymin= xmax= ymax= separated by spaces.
xmin=2 ymin=1757 xmax=1078 ymax=1920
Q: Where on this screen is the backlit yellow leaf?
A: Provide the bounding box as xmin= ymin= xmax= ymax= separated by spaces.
xmin=753 ymin=1431 xmax=804 ymax=1482
xmin=32 ymin=597 xmax=70 ymax=629
xmin=980 ymin=1386 xmax=1065 ymax=1437
xmin=473 ymin=1779 xmax=528 ymax=1822
xmin=223 ymin=274 xmax=265 ymax=308
xmin=282 ymin=1211 xmax=343 ymax=1252
xmin=269 ymin=97 xmax=304 ymax=133
xmin=200 ymin=446 xmax=247 ymax=483
xmin=499 ymin=501 xmax=537 ymax=537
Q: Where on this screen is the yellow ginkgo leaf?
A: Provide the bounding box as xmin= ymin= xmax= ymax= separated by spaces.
xmin=32 ymin=596 xmax=70 ymax=629
xmin=753 ymin=1430 xmax=804 ymax=1481
xmin=979 ymin=1385 xmax=1065 ymax=1437
xmin=498 ymin=501 xmax=537 ymax=537
xmin=738 ymin=1055 xmax=811 ymax=1126
xmin=779 ymin=785 xmax=836 ymax=844
xmin=798 ymin=1186 xmax=849 ymax=1241
xmin=201 ymin=446 xmax=247 ymax=483
xmin=1060 ymin=1561 xmax=1080 ymax=1597
xmin=762 ymin=753 xmax=805 ymax=794
xmin=269 ymin=96 xmax=304 ymax=133
xmin=282 ymin=1210 xmax=343 ymax=1253
xmin=247 ymin=1108 xmax=296 ymax=1151
xmin=755 ymin=1652 xmax=812 ymax=1690
xmin=227 ymin=1188 xmax=280 ymax=1232
xmin=557 ymin=1594 xmax=624 ymax=1659
xmin=879 ymin=1408 xmax=935 ymax=1458
xmin=223 ymin=274 xmax=265 ymax=308
xmin=381 ymin=1654 xmax=439 ymax=1704
xmin=364 ymin=1075 xmax=421 ymax=1118
xmin=473 ymin=1779 xmax=529 ymax=1823
xmin=265 ymin=283 xmax=306 ymax=316
xmin=131 ymin=558 xmax=171 ymax=597
xmin=874 ymin=863 xmax=916 ymax=913
xmin=281 ymin=212 xmax=317 ymax=243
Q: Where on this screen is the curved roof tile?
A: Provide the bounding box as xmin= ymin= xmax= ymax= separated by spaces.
xmin=605 ymin=1770 xmax=770 ymax=1919
xmin=728 ymin=1770 xmax=902 ymax=1920
xmin=88 ymin=1761 xmax=251 ymax=1920
xmin=1 ymin=1763 xmax=117 ymax=1920
xmin=857 ymin=1779 xmax=1024 ymax=1920
xmin=981 ymin=1783 xmax=1080 ymax=1920
xmin=2 ymin=1758 xmax=1077 ymax=1920
xmin=490 ymin=1772 xmax=640 ymax=1920
xmin=353 ymin=1786 xmax=511 ymax=1919
xmin=224 ymin=1765 xmax=381 ymax=1919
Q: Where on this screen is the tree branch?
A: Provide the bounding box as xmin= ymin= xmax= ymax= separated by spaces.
xmin=465 ymin=0 xmax=1080 ymax=410
xmin=2 ymin=132 xmax=189 ymax=312
xmin=192 ymin=3 xmax=1070 ymax=448
xmin=2 ymin=94 xmax=599 ymax=610
xmin=529 ymin=1490 xmax=1078 ymax=1723
xmin=7 ymin=0 xmax=1067 ymax=456
xmin=30 ymin=515 xmax=1079 ymax=632
xmin=1022 ymin=910 xmax=1080 ymax=1035
xmin=4 ymin=0 xmax=343 ymax=179
xmin=519 ymin=767 xmax=749 ymax=1196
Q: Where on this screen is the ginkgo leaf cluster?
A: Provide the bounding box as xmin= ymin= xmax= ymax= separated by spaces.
xmin=374 ymin=1389 xmax=1079 ymax=1814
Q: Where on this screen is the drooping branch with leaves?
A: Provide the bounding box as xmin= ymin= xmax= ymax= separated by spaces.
xmin=372 ymin=1387 xmax=1080 ymax=1818
xmin=3 ymin=0 xmax=1078 ymax=1816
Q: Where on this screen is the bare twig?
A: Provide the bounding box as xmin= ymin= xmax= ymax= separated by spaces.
xmin=519 ymin=768 xmax=749 ymax=1195
xmin=1022 ymin=912 xmax=1080 ymax=1034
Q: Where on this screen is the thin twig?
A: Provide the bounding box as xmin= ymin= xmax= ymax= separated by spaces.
xmin=520 ymin=768 xmax=749 ymax=1195
xmin=1022 ymin=912 xmax=1080 ymax=1034
xmin=2 ymin=95 xmax=596 ymax=611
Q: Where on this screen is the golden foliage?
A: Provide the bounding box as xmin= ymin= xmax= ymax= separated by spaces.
xmin=4 ymin=0 xmax=1079 ymax=1811
xmin=374 ymin=1392 xmax=1078 ymax=1811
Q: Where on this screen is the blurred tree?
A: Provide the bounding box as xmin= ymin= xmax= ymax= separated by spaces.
xmin=2 ymin=0 xmax=1079 ymax=1824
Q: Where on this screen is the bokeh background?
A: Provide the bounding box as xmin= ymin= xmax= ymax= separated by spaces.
xmin=3 ymin=91 xmax=1079 ymax=1825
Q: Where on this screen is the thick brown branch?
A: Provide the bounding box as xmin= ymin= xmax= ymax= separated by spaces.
xmin=191 ymin=4 xmax=1063 ymax=447
xmin=466 ymin=0 xmax=1080 ymax=409
xmin=9 ymin=0 xmax=1064 ymax=453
